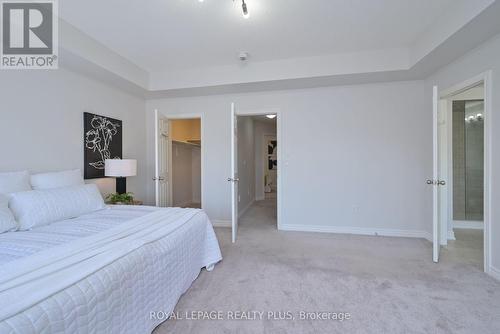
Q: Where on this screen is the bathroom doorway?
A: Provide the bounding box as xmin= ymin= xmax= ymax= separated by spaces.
xmin=438 ymin=75 xmax=491 ymax=272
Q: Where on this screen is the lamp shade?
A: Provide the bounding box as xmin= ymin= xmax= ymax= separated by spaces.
xmin=105 ymin=159 xmax=137 ymax=177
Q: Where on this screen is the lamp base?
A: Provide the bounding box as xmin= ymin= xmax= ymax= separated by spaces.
xmin=116 ymin=177 xmax=127 ymax=194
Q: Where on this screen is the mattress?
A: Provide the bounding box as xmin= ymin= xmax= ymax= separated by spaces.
xmin=0 ymin=206 xmax=158 ymax=265
xmin=0 ymin=205 xmax=222 ymax=334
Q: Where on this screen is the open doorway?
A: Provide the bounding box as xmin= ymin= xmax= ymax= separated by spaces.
xmin=234 ymin=113 xmax=278 ymax=234
xmin=170 ymin=118 xmax=202 ymax=209
xmin=437 ymin=74 xmax=491 ymax=272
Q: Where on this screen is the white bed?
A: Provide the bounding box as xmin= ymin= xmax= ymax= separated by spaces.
xmin=0 ymin=205 xmax=222 ymax=334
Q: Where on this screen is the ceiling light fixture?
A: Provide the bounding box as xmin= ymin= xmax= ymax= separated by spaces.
xmin=266 ymin=114 xmax=277 ymax=119
xmin=242 ymin=0 xmax=249 ymax=18
xmin=233 ymin=0 xmax=249 ymax=19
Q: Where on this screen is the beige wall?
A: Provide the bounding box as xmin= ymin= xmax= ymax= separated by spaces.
xmin=171 ymin=119 xmax=202 ymax=207
xmin=172 ymin=142 xmax=201 ymax=207
xmin=171 ymin=119 xmax=201 ymax=142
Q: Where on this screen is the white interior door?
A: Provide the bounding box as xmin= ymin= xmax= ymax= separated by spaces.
xmin=229 ymin=103 xmax=239 ymax=243
xmin=432 ymin=86 xmax=441 ymax=263
xmin=438 ymin=99 xmax=449 ymax=245
xmin=154 ymin=109 xmax=170 ymax=207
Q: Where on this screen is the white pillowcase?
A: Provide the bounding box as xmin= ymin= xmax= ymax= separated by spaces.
xmin=10 ymin=184 xmax=106 ymax=230
xmin=0 ymin=171 xmax=32 ymax=194
xmin=30 ymin=169 xmax=84 ymax=190
xmin=0 ymin=195 xmax=17 ymax=233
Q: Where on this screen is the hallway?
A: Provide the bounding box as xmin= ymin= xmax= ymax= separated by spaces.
xmin=239 ymin=197 xmax=277 ymax=230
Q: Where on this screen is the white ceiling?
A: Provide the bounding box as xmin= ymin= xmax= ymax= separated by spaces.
xmin=60 ymin=0 xmax=454 ymax=73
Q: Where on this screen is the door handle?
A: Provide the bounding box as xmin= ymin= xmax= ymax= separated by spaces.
xmin=227 ymin=178 xmax=240 ymax=182
xmin=153 ymin=177 xmax=165 ymax=181
xmin=426 ymin=179 xmax=446 ymax=186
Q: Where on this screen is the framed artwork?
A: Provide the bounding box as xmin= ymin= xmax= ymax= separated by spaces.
xmin=267 ymin=139 xmax=277 ymax=170
xmin=83 ymin=112 xmax=122 ymax=179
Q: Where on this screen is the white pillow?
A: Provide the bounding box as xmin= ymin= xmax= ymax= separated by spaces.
xmin=10 ymin=184 xmax=105 ymax=230
xmin=30 ymin=169 xmax=84 ymax=190
xmin=0 ymin=195 xmax=17 ymax=234
xmin=0 ymin=171 xmax=31 ymax=194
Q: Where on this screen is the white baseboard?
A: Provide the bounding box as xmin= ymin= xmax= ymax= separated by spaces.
xmin=212 ymin=220 xmax=231 ymax=228
xmin=489 ymin=266 xmax=500 ymax=281
xmin=279 ymin=224 xmax=432 ymax=241
xmin=238 ymin=200 xmax=255 ymax=218
xmin=453 ymin=220 xmax=483 ymax=229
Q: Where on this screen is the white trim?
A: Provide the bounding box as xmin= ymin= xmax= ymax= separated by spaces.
xmin=446 ymin=98 xmax=454 ymax=245
xmin=432 ymin=85 xmax=439 ymax=262
xmin=234 ymin=108 xmax=282 ymax=231
xmin=453 ymin=220 xmax=484 ymax=230
xmin=154 ymin=109 xmax=160 ymax=207
xmin=440 ymin=73 xmax=488 ymax=98
xmin=231 ymin=103 xmax=238 ymax=243
xmin=484 ymin=71 xmax=493 ymax=278
xmin=238 ymin=199 xmax=255 ymax=218
xmin=280 ymin=224 xmax=432 ymax=241
xmin=212 ymin=220 xmax=231 ymax=228
xmin=489 ymin=266 xmax=500 ymax=281
xmin=438 ymin=70 xmax=492 ymax=274
xmin=438 ymin=98 xmax=449 ymax=246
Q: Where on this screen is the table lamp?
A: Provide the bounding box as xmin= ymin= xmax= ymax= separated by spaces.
xmin=105 ymin=159 xmax=137 ymax=194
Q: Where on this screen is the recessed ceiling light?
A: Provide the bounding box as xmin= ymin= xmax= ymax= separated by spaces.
xmin=266 ymin=114 xmax=277 ymax=119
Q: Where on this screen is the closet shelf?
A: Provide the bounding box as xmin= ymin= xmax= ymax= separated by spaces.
xmin=172 ymin=140 xmax=201 ymax=148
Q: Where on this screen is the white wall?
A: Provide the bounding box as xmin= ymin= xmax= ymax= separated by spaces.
xmin=425 ymin=33 xmax=500 ymax=274
xmin=237 ymin=116 xmax=256 ymax=215
xmin=0 ymin=68 xmax=147 ymax=200
xmin=254 ymin=120 xmax=277 ymax=200
xmin=146 ymin=80 xmax=430 ymax=234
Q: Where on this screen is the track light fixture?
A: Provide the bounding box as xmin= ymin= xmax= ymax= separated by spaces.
xmin=233 ymin=0 xmax=249 ymax=18
xmin=242 ymin=0 xmax=249 ymax=18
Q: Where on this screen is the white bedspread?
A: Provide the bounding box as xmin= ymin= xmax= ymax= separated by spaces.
xmin=0 ymin=206 xmax=222 ymax=334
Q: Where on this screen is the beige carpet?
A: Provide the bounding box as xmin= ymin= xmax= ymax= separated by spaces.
xmin=154 ymin=199 xmax=500 ymax=334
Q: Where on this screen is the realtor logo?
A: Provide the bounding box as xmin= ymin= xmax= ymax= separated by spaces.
xmin=1 ymin=0 xmax=58 ymax=69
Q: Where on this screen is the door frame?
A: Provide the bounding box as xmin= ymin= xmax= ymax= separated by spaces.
xmin=157 ymin=111 xmax=206 ymax=210
xmin=234 ymin=108 xmax=283 ymax=230
xmin=438 ymin=71 xmax=492 ymax=273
